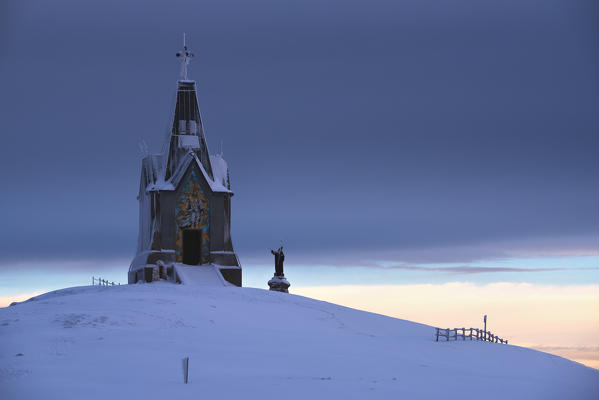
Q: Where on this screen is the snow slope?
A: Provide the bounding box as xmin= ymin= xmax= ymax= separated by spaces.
xmin=1 ymin=284 xmax=597 ymax=399
xmin=173 ymin=264 xmax=230 ymax=286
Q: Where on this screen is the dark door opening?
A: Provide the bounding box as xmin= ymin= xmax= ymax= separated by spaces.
xmin=183 ymin=229 xmax=202 ymax=265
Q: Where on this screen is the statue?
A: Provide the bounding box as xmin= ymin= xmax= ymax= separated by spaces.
xmin=268 ymin=245 xmax=290 ymax=293
xmin=270 ymin=246 xmax=285 ymax=277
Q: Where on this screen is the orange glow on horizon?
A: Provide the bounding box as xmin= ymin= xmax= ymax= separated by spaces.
xmin=0 ymin=291 xmax=45 ymax=308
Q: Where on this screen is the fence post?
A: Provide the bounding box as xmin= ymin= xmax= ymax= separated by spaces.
xmin=484 ymin=314 xmax=487 ymax=341
xmin=435 ymin=328 xmax=439 ymax=342
xmin=182 ymin=356 xmax=189 ymax=384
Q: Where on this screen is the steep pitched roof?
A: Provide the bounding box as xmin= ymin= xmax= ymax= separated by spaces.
xmin=164 ymin=80 xmax=213 ymax=181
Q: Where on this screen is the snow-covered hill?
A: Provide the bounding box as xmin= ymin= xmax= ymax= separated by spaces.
xmin=1 ymin=283 xmax=597 ymax=399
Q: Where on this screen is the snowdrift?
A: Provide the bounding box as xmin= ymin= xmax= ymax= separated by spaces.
xmin=1 ymin=284 xmax=597 ymax=399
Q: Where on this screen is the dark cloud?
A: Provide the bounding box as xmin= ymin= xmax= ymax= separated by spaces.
xmin=1 ymin=0 xmax=598 ymax=268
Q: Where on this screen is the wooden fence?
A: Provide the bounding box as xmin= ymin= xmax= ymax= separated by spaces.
xmin=92 ymin=276 xmax=120 ymax=286
xmin=435 ymin=327 xmax=508 ymax=344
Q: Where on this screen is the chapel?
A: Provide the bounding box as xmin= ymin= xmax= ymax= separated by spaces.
xmin=129 ymin=38 xmax=241 ymax=286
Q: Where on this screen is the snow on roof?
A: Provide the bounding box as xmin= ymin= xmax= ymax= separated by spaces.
xmin=209 ymin=154 xmax=230 ymax=190
xmin=145 ymin=151 xmax=232 ymax=194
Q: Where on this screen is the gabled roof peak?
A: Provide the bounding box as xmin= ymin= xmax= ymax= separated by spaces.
xmin=147 ymin=151 xmax=231 ymax=194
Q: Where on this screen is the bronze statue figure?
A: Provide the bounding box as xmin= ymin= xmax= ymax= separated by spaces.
xmin=270 ymin=246 xmax=285 ymax=277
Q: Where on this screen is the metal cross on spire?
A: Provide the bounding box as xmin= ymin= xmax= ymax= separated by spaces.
xmin=176 ymin=33 xmax=194 ymax=80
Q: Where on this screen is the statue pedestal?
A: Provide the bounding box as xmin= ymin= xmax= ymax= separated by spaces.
xmin=268 ymin=275 xmax=290 ymax=293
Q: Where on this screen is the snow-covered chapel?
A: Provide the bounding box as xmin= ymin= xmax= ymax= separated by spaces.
xmin=129 ymin=38 xmax=241 ymax=286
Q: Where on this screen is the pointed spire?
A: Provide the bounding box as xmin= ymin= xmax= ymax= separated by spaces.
xmin=165 ymin=34 xmax=214 ymax=181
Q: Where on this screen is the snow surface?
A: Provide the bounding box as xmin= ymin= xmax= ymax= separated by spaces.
xmin=178 ymin=135 xmax=200 ymax=149
xmin=1 ymin=284 xmax=598 ymax=400
xmin=209 ymin=154 xmax=229 ymax=189
xmin=173 ymin=264 xmax=231 ymax=286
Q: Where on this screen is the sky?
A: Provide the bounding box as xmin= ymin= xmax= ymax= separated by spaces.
xmin=1 ymin=0 xmax=598 ymax=367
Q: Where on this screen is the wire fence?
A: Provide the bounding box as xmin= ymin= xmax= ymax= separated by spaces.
xmin=92 ymin=276 xmax=120 ymax=286
xmin=435 ymin=327 xmax=508 ymax=344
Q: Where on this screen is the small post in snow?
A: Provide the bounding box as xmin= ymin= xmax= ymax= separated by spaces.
xmin=182 ymin=356 xmax=189 ymax=384
xmin=483 ymin=315 xmax=487 ymax=341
